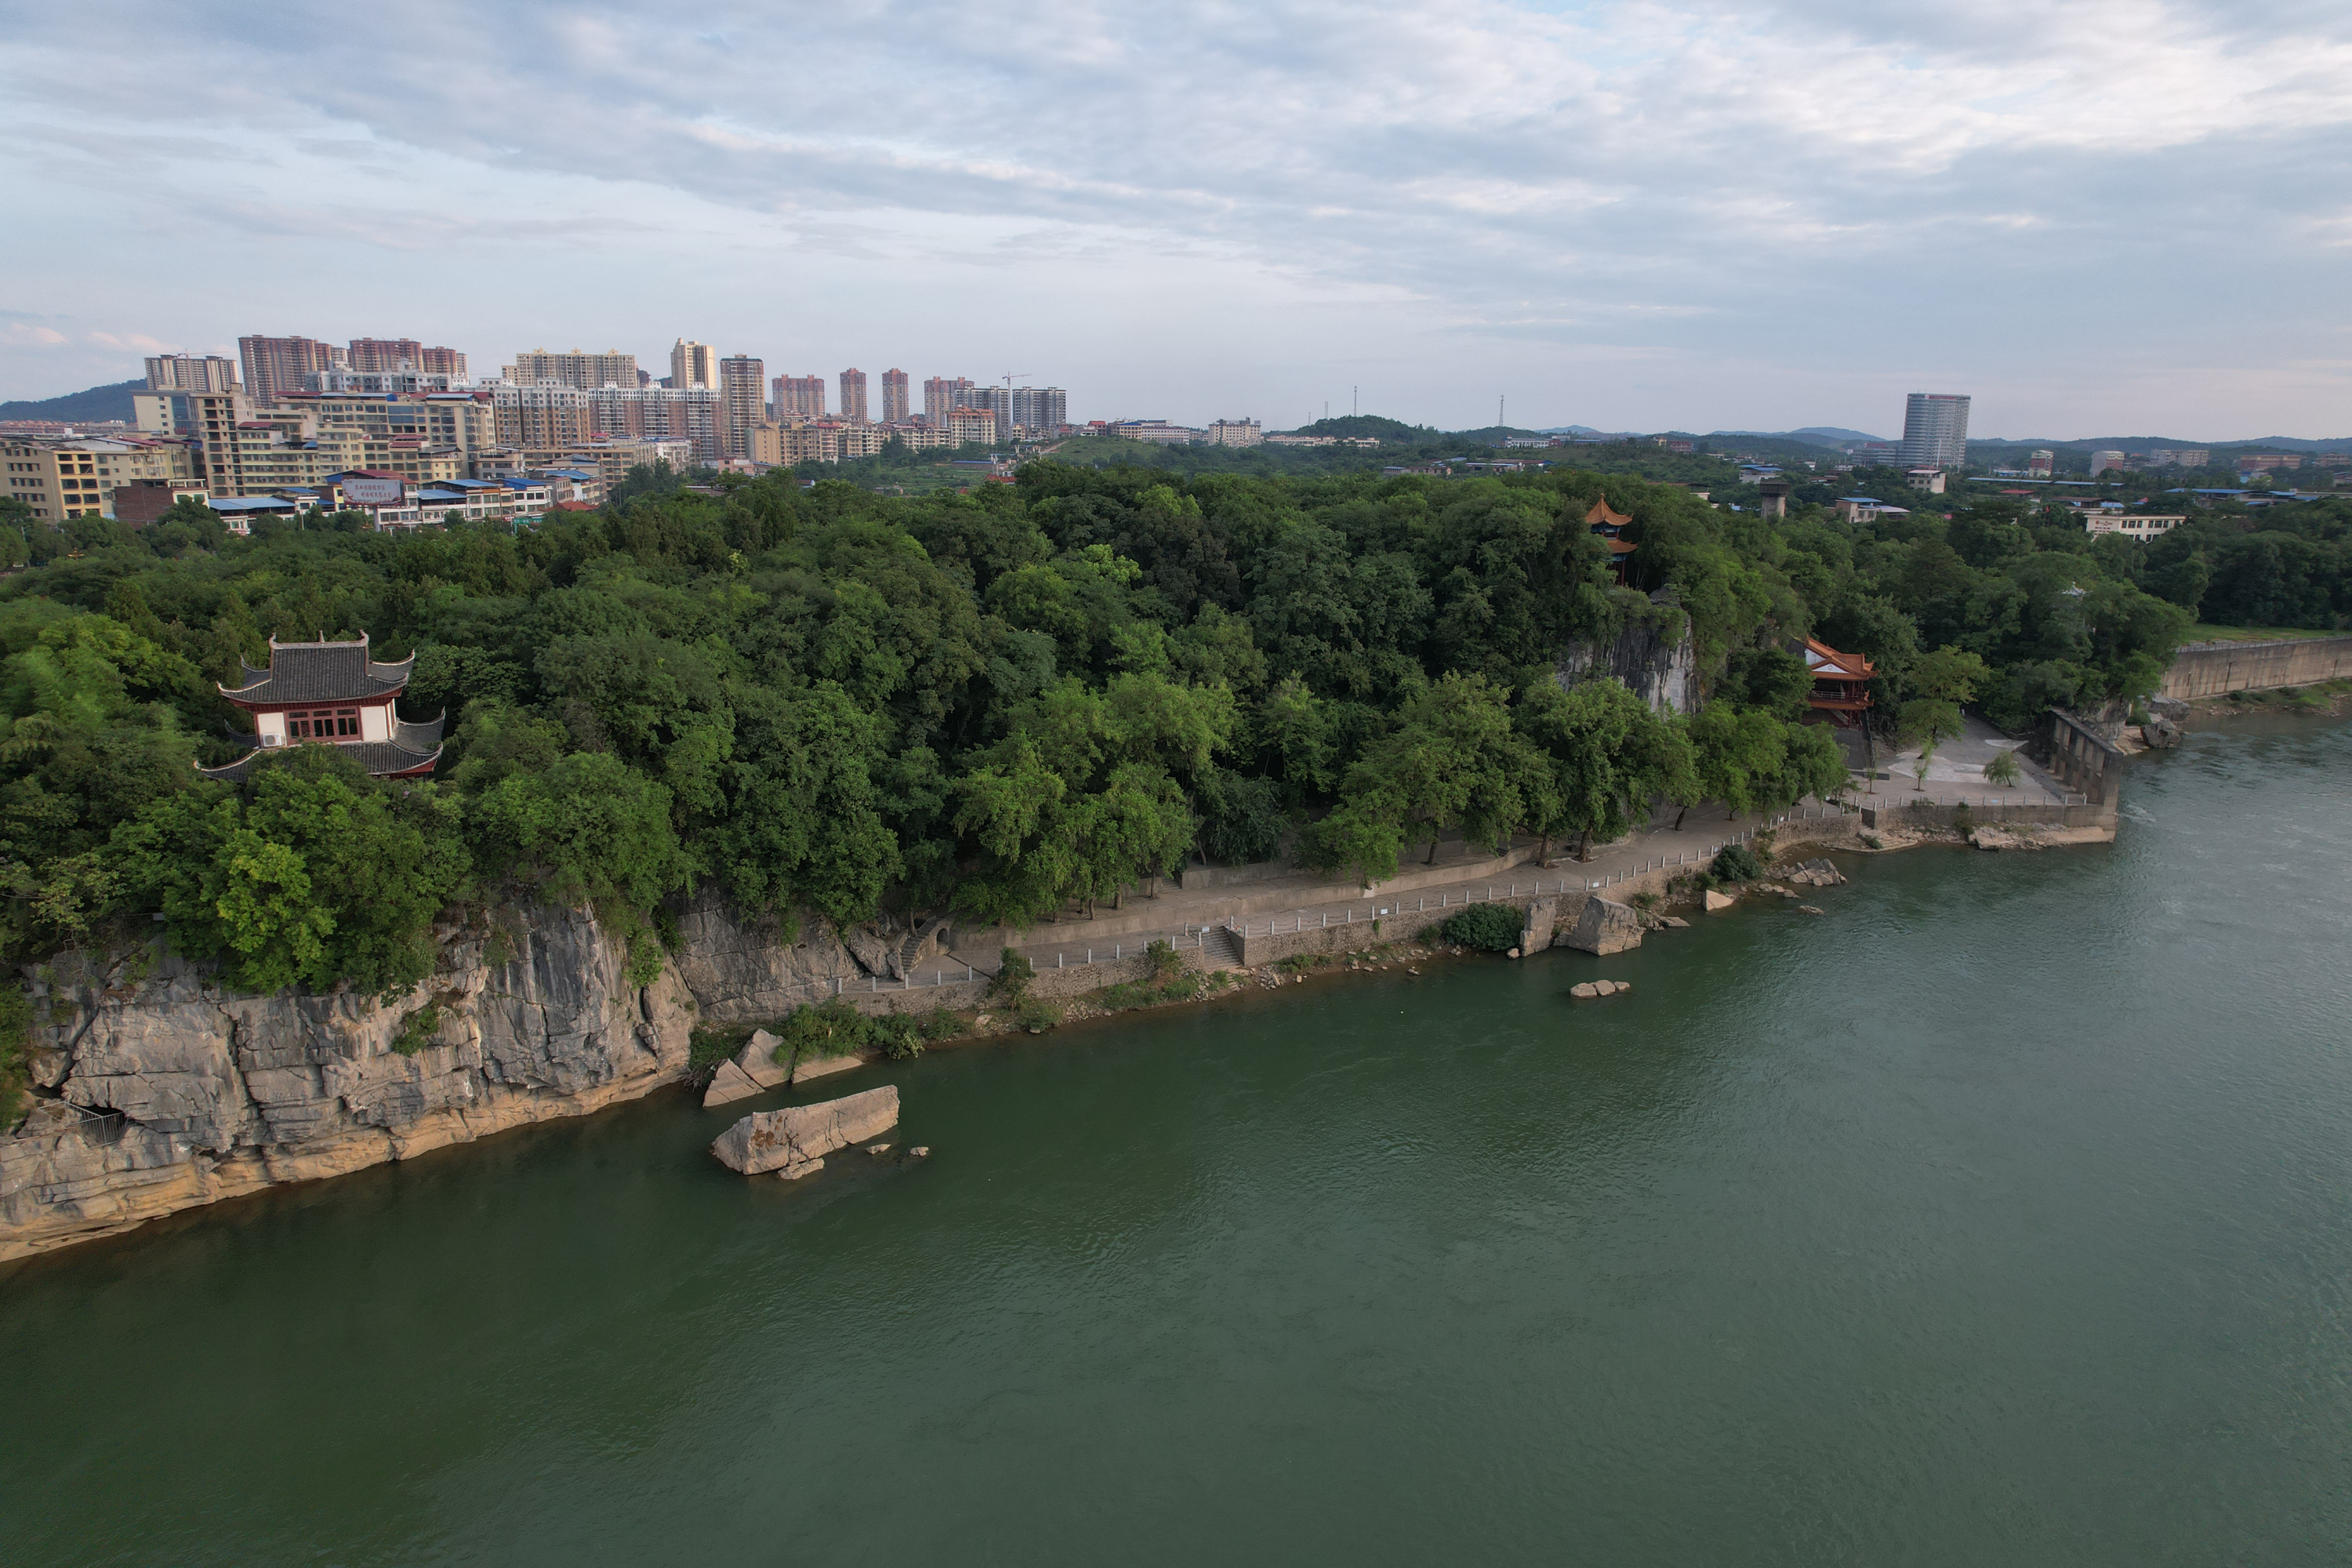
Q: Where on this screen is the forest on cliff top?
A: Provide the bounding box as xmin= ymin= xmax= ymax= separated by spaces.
xmin=0 ymin=459 xmax=2238 ymax=1054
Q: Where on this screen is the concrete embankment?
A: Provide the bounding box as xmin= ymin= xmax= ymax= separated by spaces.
xmin=2160 ymin=636 xmax=2352 ymax=700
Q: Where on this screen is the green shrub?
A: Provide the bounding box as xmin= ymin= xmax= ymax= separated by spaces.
xmin=623 ymin=923 xmax=664 ymax=986
xmin=1437 ymin=902 xmax=1523 ymax=952
xmin=390 ymin=1003 xmax=441 ymax=1057
xmin=1983 ymin=750 xmax=2021 ymax=788
xmin=775 ymin=997 xmax=871 ymax=1061
xmin=1145 ymin=938 xmax=1184 ymax=982
xmin=1711 ymin=844 xmax=1762 ymax=882
xmin=869 ymin=1007 xmax=963 ymax=1061
xmin=0 ymin=982 xmax=29 ymax=1128
xmin=990 ymin=949 xmax=1035 ymax=1002
xmin=1013 ymin=996 xmax=1061 ymax=1031
xmin=687 ymin=1028 xmax=740 ymax=1077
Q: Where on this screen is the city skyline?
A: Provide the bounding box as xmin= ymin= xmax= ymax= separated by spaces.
xmin=5 ymin=3 xmax=2350 ymax=437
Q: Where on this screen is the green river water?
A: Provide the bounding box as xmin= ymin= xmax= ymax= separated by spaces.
xmin=8 ymin=717 xmax=2352 ymax=1565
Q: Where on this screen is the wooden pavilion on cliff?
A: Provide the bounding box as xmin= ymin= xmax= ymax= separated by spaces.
xmin=1586 ymin=499 xmax=1637 ymax=583
xmin=198 ymin=633 xmax=444 ymax=782
xmin=1801 ymin=637 xmax=1875 ymax=727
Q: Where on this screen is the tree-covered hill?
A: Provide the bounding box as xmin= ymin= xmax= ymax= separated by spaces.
xmin=0 ymin=379 xmax=142 ymax=424
xmin=0 ymin=456 xmax=2263 ymax=1059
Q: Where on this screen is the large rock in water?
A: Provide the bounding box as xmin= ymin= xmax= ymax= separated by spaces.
xmin=1704 ymin=890 xmax=1735 ymax=912
xmin=711 ymin=1086 xmax=900 ymax=1180
xmin=1559 ymin=896 xmax=1644 ymax=955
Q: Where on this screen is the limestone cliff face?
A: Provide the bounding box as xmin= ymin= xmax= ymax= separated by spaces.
xmin=1555 ymin=601 xmax=1699 ymax=715
xmin=0 ymin=894 xmax=892 ymax=1261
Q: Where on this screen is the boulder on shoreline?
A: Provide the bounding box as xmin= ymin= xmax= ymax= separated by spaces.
xmin=711 ymin=1086 xmax=901 ymax=1180
xmin=1704 ymin=890 xmax=1735 ymax=913
xmin=1559 ymin=896 xmax=1644 ymax=955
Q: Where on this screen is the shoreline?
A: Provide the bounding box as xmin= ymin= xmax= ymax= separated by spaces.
xmin=0 ymin=807 xmax=2112 ymax=1268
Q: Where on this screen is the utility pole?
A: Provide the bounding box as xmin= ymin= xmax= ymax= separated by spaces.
xmin=1352 ymin=385 xmax=1358 ymax=418
xmin=1499 ymin=394 xmax=1505 ymax=430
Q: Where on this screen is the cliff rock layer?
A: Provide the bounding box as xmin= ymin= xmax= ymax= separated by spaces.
xmin=0 ymin=897 xmax=873 ymax=1262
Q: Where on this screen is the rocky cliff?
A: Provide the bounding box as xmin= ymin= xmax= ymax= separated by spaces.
xmin=0 ymin=893 xmax=907 ymax=1262
xmin=1555 ymin=594 xmax=1699 ymax=714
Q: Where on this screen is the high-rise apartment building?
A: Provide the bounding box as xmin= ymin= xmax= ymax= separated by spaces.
xmin=346 ymin=339 xmax=468 ymax=379
xmin=971 ymin=385 xmax=1013 ymax=444
xmin=774 ymin=375 xmax=826 ymax=418
xmin=719 ymin=356 xmax=765 ymax=461
xmin=2027 ymin=449 xmax=2054 ymax=477
xmin=1011 ymin=387 xmax=1068 ymax=434
xmin=924 ymin=376 xmax=977 ymax=421
xmin=880 ymin=368 xmax=911 ymax=425
xmin=840 ymin=368 xmax=869 ymax=424
xmin=670 ymin=339 xmax=717 ymax=390
xmin=581 ymin=386 xmax=722 ymax=463
xmin=144 ymin=354 xmax=239 ymax=394
xmin=238 ymin=335 xmax=339 ymax=404
xmin=1897 ymin=393 xmax=1970 ymax=470
xmin=491 ymin=383 xmax=596 ymax=450
xmin=505 ymin=349 xmax=639 ymax=389
xmin=1205 ymin=418 xmax=1261 ymax=447
xmin=346 ymin=339 xmax=418 ymax=373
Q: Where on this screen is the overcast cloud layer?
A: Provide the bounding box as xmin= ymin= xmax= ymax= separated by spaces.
xmin=3 ymin=0 xmax=2349 ymax=437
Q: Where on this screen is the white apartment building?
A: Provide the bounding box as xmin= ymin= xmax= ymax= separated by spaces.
xmin=2083 ymin=514 xmax=2184 ymax=539
xmin=1206 ymin=418 xmax=1263 ymax=447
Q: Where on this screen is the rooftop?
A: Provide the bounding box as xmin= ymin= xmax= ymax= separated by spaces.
xmin=220 ymin=634 xmax=416 ymax=706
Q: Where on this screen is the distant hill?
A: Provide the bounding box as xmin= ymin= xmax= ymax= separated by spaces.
xmin=1287 ymin=415 xmax=1442 ymax=443
xmin=0 ymin=379 xmax=142 ymax=423
xmin=1974 ymin=435 xmax=2352 ymax=453
xmin=1708 ymin=426 xmax=1889 ymax=449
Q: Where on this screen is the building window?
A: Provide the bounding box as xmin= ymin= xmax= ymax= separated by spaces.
xmin=336 ymin=708 xmax=359 ymax=736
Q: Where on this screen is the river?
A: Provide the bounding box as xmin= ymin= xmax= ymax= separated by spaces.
xmin=9 ymin=717 xmax=2352 ymax=1565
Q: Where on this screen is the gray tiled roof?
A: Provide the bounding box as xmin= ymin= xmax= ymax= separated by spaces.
xmin=195 ymin=732 xmax=442 ymax=783
xmin=220 ymin=635 xmax=416 ymax=705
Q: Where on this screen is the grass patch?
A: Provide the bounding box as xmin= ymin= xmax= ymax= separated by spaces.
xmin=2186 ymin=624 xmax=2346 ymax=643
xmin=1094 ymin=972 xmax=1205 ymax=1011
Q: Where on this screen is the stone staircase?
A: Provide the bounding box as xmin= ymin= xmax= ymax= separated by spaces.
xmin=1198 ymin=925 xmax=1246 ymax=971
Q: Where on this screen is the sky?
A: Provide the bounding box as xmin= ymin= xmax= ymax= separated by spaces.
xmin=3 ymin=0 xmax=2350 ymax=439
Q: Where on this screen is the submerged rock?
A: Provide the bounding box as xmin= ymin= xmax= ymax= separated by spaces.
xmin=711 ymin=1086 xmax=901 ymax=1181
xmin=789 ymin=1050 xmax=863 ymax=1086
xmin=702 ymin=1059 xmax=764 ymax=1109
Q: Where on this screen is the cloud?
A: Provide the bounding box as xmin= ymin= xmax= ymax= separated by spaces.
xmin=0 ymin=0 xmax=2348 ymax=432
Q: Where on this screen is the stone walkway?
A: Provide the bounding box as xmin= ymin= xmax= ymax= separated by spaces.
xmin=972 ymin=800 xmax=1855 ymax=977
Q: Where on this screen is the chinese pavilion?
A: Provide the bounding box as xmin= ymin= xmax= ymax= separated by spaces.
xmin=199 ymin=633 xmax=445 ymax=781
xmin=1801 ymin=637 xmax=1875 ymax=727
xmin=1586 ymin=499 xmax=1638 ymax=581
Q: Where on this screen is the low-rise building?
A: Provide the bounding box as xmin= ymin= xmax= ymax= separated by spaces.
xmin=1834 ymin=495 xmax=1911 ymax=524
xmin=3 ymin=436 xmax=201 ymax=520
xmin=1906 ymin=468 xmax=1947 ymax=494
xmin=2082 ymin=514 xmax=2185 ymax=539
xmin=1112 ymin=419 xmax=1206 ymax=445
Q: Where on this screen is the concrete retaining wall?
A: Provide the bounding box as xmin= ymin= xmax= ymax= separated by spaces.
xmin=1858 ymin=798 xmax=2116 ymax=831
xmin=2160 ymin=635 xmax=2352 ymax=699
